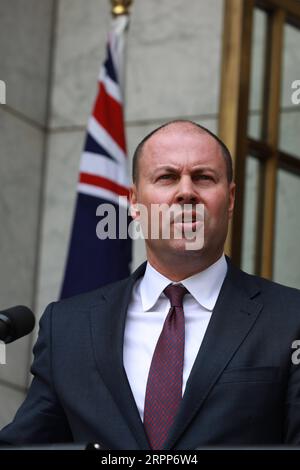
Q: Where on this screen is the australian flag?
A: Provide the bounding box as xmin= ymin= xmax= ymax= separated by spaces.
xmin=60 ymin=15 xmax=132 ymax=299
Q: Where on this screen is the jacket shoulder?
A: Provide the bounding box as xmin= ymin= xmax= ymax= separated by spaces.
xmin=229 ymin=260 xmax=300 ymax=306
xmin=53 ymin=277 xmax=132 ymax=313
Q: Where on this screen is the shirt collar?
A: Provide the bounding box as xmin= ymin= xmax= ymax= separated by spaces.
xmin=140 ymin=263 xmax=172 ymax=311
xmin=140 ymin=254 xmax=228 ymax=312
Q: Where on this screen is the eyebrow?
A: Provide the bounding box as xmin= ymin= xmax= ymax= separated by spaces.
xmin=153 ymin=165 xmax=179 ymax=173
xmin=152 ymin=165 xmax=218 ymax=174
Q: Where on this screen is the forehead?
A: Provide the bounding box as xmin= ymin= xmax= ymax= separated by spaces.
xmin=141 ymin=125 xmax=224 ymax=168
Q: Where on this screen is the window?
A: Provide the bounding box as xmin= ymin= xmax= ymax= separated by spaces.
xmin=219 ymin=0 xmax=300 ymax=283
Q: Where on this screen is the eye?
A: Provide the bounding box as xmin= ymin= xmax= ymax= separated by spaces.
xmin=158 ymin=174 xmax=176 ymax=180
xmin=194 ymin=174 xmax=213 ymax=181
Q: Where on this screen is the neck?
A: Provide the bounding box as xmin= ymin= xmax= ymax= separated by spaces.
xmin=146 ymin=249 xmax=224 ymax=281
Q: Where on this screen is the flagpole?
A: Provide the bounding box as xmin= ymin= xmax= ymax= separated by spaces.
xmin=109 ymin=1 xmax=133 ymax=107
xmin=60 ymin=1 xmax=133 ymax=299
xmin=110 ymin=0 xmax=133 ymax=16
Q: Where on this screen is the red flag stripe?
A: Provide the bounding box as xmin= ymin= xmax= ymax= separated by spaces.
xmin=79 ymin=172 xmax=130 ymax=197
xmin=93 ymin=82 xmax=126 ymax=153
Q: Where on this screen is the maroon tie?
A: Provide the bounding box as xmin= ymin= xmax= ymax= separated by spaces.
xmin=144 ymin=284 xmax=188 ymax=450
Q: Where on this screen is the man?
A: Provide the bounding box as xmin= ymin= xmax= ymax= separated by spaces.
xmin=1 ymin=120 xmax=300 ymax=449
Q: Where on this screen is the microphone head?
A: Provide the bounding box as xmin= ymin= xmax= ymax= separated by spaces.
xmin=0 ymin=306 xmax=35 ymax=343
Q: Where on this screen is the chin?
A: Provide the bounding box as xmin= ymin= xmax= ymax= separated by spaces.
xmin=168 ymin=239 xmax=204 ymax=255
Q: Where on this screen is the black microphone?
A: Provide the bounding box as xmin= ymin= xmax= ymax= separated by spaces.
xmin=0 ymin=306 xmax=35 ymax=344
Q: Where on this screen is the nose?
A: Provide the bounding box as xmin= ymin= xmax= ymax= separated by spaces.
xmin=174 ymin=175 xmax=199 ymax=204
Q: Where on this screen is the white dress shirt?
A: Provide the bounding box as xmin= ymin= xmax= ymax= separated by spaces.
xmin=123 ymin=255 xmax=227 ymax=421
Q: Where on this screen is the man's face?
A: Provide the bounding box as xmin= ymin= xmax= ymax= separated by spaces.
xmin=130 ymin=124 xmax=235 ymax=263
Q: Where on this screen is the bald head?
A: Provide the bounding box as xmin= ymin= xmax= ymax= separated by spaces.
xmin=132 ymin=120 xmax=233 ymax=184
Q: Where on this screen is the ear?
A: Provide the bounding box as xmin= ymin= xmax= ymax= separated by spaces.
xmin=228 ymin=182 xmax=236 ymax=220
xmin=129 ymin=185 xmax=139 ymax=220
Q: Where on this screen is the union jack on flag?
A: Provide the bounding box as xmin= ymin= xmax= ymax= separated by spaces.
xmin=60 ymin=15 xmax=132 ymax=299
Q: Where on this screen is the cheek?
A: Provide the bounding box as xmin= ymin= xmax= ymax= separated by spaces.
xmin=134 ymin=192 xmax=162 ymax=223
xmin=204 ymin=193 xmax=229 ymax=221
xmin=138 ymin=188 xmax=173 ymax=206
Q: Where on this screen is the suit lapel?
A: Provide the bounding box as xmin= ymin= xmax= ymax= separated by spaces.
xmin=164 ymin=261 xmax=263 ymax=449
xmin=90 ymin=263 xmax=150 ymax=450
xmin=90 ymin=259 xmax=263 ymax=450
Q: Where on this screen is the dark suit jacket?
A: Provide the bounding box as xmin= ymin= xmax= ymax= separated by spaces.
xmin=1 ymin=259 xmax=300 ymax=449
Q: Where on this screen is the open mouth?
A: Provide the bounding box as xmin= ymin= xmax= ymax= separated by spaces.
xmin=172 ymin=211 xmax=204 ymax=238
xmin=173 ymin=211 xmax=204 ymax=224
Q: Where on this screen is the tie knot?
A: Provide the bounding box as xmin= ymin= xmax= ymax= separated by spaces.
xmin=163 ymin=284 xmax=188 ymax=307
